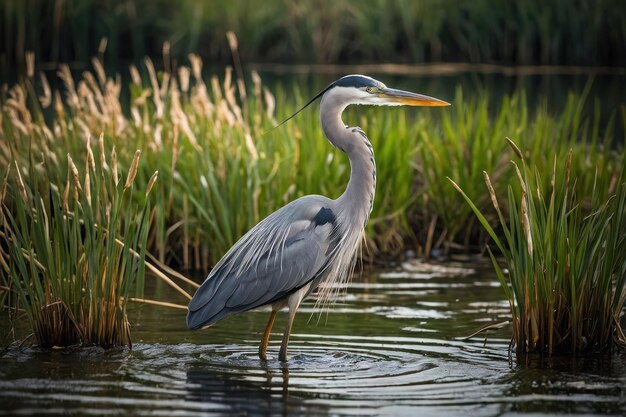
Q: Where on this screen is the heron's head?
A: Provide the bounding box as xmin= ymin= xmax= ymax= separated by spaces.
xmin=273 ymin=74 xmax=449 ymax=130
xmin=327 ymin=74 xmax=450 ymax=107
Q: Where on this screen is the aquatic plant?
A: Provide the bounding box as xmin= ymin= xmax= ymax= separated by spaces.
xmin=417 ymin=86 xmax=623 ymax=256
xmin=1 ymin=140 xmax=156 ymax=347
xmin=451 ymin=140 xmax=626 ymax=354
xmin=0 ymin=51 xmax=426 ymax=269
xmin=1 ymin=52 xmax=624 ymax=269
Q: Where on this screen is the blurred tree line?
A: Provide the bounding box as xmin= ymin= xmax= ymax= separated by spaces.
xmin=1 ymin=0 xmax=625 ymax=73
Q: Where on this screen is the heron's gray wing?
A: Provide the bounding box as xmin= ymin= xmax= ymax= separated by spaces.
xmin=187 ymin=197 xmax=339 ymax=329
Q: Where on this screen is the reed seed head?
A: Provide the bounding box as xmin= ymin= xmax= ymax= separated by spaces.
xmin=98 ymin=132 xmax=106 ymax=170
xmin=146 ymin=171 xmax=158 ymax=196
xmin=189 ymin=54 xmax=202 ymax=81
xmin=226 ymin=31 xmax=238 ymax=52
xmin=25 ymin=51 xmax=35 ymax=78
xmin=39 ymin=72 xmax=52 ymax=108
xmin=92 ymin=57 xmax=107 ymax=87
xmin=511 ymin=161 xmax=533 ymax=257
xmin=483 ymin=171 xmax=501 ymax=214
xmin=179 ymin=66 xmax=190 ymax=93
xmin=129 ymin=65 xmax=142 ymax=86
xmin=98 ymin=37 xmax=108 ymax=56
xmin=68 ymin=154 xmax=81 ymax=203
xmin=506 ymin=137 xmax=523 ymax=160
xmin=84 ymin=161 xmax=91 ymax=207
xmin=86 ymin=135 xmax=96 ymax=173
xmin=124 ymin=150 xmax=141 ymax=190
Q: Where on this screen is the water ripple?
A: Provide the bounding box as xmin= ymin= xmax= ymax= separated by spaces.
xmin=1 ymin=267 xmax=624 ymax=416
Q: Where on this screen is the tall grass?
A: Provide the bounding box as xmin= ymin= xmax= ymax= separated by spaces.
xmin=416 ymin=86 xmax=624 ymax=256
xmin=451 ymin=140 xmax=626 ymax=354
xmin=1 ymin=53 xmax=624 ymax=268
xmin=0 ymin=53 xmax=427 ymax=269
xmin=1 ymin=140 xmax=156 ymax=347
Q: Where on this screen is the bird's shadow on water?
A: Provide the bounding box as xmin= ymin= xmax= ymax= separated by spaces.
xmin=185 ymin=356 xmax=329 ymax=417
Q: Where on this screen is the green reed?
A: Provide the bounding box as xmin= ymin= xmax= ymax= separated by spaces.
xmin=451 ymin=140 xmax=626 ymax=354
xmin=417 ymin=85 xmax=624 ymax=256
xmin=1 ymin=137 xmax=156 ymax=347
xmin=1 ymin=54 xmax=624 ymax=269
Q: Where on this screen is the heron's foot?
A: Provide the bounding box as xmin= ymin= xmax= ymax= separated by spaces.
xmin=259 ymin=345 xmax=268 ymax=362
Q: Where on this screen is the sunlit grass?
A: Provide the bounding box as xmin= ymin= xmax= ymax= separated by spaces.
xmin=417 ymin=86 xmax=624 ymax=256
xmin=0 ymin=54 xmax=428 ymax=269
xmin=1 ymin=141 xmax=156 ymax=347
xmin=1 ymin=54 xmax=624 ymax=266
xmin=451 ymin=140 xmax=626 ymax=354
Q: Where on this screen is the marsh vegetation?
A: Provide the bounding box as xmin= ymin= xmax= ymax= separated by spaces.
xmin=0 ymin=1 xmax=625 ymax=413
xmin=1 ymin=52 xmax=624 ymax=354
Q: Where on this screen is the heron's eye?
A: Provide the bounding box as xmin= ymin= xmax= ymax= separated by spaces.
xmin=365 ymin=86 xmax=376 ymax=93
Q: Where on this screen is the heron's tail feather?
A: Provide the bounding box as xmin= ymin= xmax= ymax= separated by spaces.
xmin=186 ymin=272 xmax=236 ymax=329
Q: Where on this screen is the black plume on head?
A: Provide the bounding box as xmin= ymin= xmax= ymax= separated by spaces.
xmin=269 ymin=74 xmax=379 ymax=132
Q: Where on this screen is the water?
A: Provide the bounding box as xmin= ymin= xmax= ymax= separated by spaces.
xmin=1 ymin=262 xmax=625 ymax=416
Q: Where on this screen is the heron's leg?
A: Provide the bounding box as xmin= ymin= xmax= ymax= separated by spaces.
xmin=279 ymin=283 xmax=311 ymax=362
xmin=278 ymin=306 xmax=298 ymax=362
xmin=259 ymin=310 xmax=277 ymax=361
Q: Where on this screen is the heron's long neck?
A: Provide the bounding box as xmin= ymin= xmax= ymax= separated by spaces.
xmin=320 ymin=97 xmax=376 ymax=228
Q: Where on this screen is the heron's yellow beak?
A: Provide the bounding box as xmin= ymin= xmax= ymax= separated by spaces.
xmin=378 ymin=87 xmax=450 ymax=106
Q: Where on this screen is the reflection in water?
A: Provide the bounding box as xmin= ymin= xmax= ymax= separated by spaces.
xmin=186 ymin=364 xmax=303 ymax=417
xmin=498 ymin=353 xmax=626 ymax=416
xmin=175 ymin=338 xmax=508 ymax=416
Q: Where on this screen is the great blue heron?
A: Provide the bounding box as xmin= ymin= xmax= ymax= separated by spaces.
xmin=187 ymin=75 xmax=449 ymax=361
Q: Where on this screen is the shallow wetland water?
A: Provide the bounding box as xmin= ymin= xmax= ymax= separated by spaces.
xmin=1 ymin=262 xmax=625 ymax=416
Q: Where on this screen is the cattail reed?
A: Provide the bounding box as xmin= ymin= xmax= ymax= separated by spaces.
xmin=25 ymin=52 xmax=35 ymax=78
xmin=92 ymin=57 xmax=107 ymax=87
xmin=2 ymin=143 xmax=158 ymax=347
xmin=512 ymin=161 xmax=532 ymax=257
xmin=38 ymin=72 xmax=52 ymax=108
xmin=453 ymin=138 xmax=625 ymax=355
xmin=483 ymin=171 xmax=501 ymax=218
xmin=124 ymin=150 xmax=140 ymax=190
xmin=98 ymin=133 xmax=106 ymax=170
xmin=57 ymin=64 xmax=79 ymax=108
xmin=179 ymin=66 xmax=190 ymax=93
xmin=146 ymin=171 xmax=158 ymax=196
xmin=129 ymin=65 xmax=142 ymax=86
